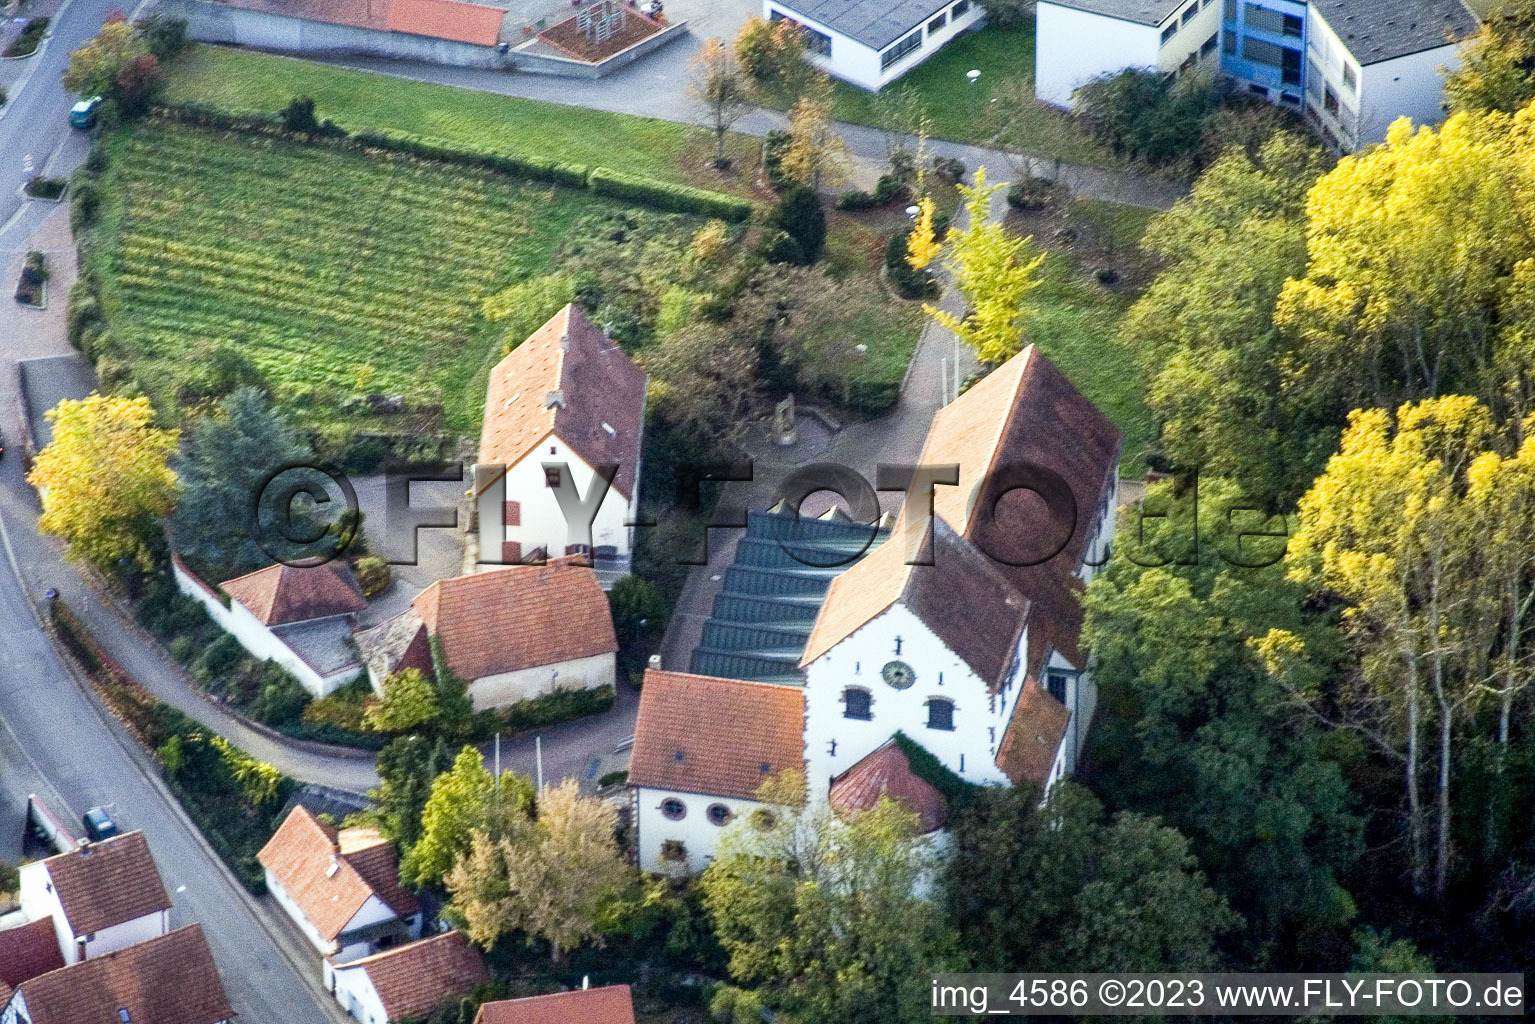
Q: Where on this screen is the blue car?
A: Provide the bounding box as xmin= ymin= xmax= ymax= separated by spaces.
xmin=82 ymin=806 xmax=118 ymax=841
xmin=69 ymin=97 xmax=101 ymax=129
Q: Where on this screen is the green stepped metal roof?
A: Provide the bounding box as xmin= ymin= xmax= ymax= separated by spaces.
xmin=690 ymin=510 xmax=887 ymax=685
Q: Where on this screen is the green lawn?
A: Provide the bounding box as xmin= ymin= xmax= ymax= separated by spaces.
xmin=1027 ymin=256 xmax=1155 ymax=468
xmin=89 ymin=120 xmax=679 ymax=437
xmin=824 ymin=22 xmax=1106 ymax=163
xmin=162 ymin=46 xmax=761 ymax=193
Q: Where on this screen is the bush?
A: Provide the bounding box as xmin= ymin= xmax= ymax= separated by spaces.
xmin=249 ymin=664 xmax=311 ymax=726
xmin=1074 ymin=68 xmax=1221 ymax=166
xmin=931 ymin=155 xmax=966 ymax=183
xmin=280 ymin=96 xmax=321 ymax=135
xmin=135 ymin=12 xmax=189 ymax=59
xmin=303 ymin=679 xmax=374 ymax=732
xmin=70 ymin=178 xmax=101 ymax=232
xmin=767 ymin=185 xmax=825 ymax=265
xmin=834 ymin=174 xmax=905 ymax=210
xmin=759 ymin=229 xmax=804 ymax=266
xmin=193 ymin=633 xmax=244 ymax=685
xmin=354 ymin=555 xmax=391 ymax=597
xmin=497 ymin=684 xmax=615 ymax=733
xmin=3 ymin=17 xmax=48 ymax=58
xmin=24 ymin=176 xmax=66 ymax=199
xmin=761 ymin=130 xmax=793 ymax=191
xmin=588 ymin=167 xmax=752 ymax=222
xmin=884 ymin=231 xmax=937 ymax=300
xmin=1006 ymin=176 xmax=1060 ymax=211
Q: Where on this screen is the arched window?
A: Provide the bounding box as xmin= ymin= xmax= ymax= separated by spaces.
xmin=843 ymin=687 xmax=872 ymax=720
xmin=926 ymin=697 xmax=955 ymax=731
xmin=660 ymin=798 xmax=687 ymax=821
xmin=707 ymin=803 xmax=733 ymax=827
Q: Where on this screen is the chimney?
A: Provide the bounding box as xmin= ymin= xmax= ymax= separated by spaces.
xmin=78 ymin=840 xmax=92 ymax=858
xmin=582 ymin=976 xmax=590 ymax=990
xmin=647 ymin=654 xmax=662 ymax=670
xmin=545 ymin=389 xmax=565 ymax=409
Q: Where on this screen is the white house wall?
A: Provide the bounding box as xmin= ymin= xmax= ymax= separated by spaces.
xmin=803 ymin=603 xmax=1012 ymax=802
xmin=1357 ymin=44 xmax=1459 ymax=145
xmin=466 ymin=651 xmax=616 ymax=711
xmin=325 ymin=961 xmax=391 ymax=1024
xmin=764 ymin=0 xmax=983 ymax=92
xmin=17 ymin=861 xmax=167 ymax=965
xmin=1156 ymin=0 xmax=1221 ymax=75
xmin=266 ymin=869 xmax=340 ymax=956
xmin=633 ymin=785 xmax=773 ymax=874
xmin=1036 ymin=3 xmax=1160 ymax=106
xmin=479 ymin=434 xmax=634 ymax=570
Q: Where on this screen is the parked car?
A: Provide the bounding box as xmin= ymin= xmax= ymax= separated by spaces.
xmin=82 ymin=806 xmax=118 ymax=841
xmin=68 ymin=97 xmax=101 ymax=130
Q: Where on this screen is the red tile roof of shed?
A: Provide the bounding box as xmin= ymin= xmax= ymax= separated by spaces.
xmin=474 ymin=984 xmax=636 ymax=1024
xmin=220 ymin=561 xmax=366 ymax=626
xmin=829 ymin=740 xmax=947 ymax=832
xmin=336 ymin=931 xmax=489 ymax=1022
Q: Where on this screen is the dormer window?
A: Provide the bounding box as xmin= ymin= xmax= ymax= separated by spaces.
xmin=1047 ymin=671 xmax=1069 ymax=703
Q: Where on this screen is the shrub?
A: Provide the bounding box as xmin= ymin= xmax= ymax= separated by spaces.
xmin=24 ymin=177 xmax=66 ymax=199
xmin=588 ymin=167 xmax=752 ymax=221
xmin=3 ymin=17 xmax=48 ymax=58
xmin=931 ymin=155 xmax=966 ymax=183
xmin=884 ymin=231 xmax=937 ymax=299
xmin=354 ymin=555 xmax=391 ymax=597
xmin=303 ymin=682 xmax=373 ymax=732
xmin=598 ymin=769 xmax=629 ymax=787
xmin=1006 ymin=176 xmax=1060 ymax=211
xmin=759 ymin=229 xmax=804 ymax=266
xmin=135 ymin=12 xmax=189 ymax=59
xmin=767 ymin=185 xmax=825 ymax=264
xmin=761 ymin=130 xmax=793 ymax=191
xmin=249 ymin=664 xmax=311 ymax=726
xmin=834 ymin=174 xmax=905 ymax=210
xmin=496 ymin=684 xmax=615 ymax=733
xmin=70 ymin=178 xmax=101 ymax=232
xmin=193 ymin=633 xmax=244 ymax=685
xmin=1074 ymin=68 xmax=1221 ymax=166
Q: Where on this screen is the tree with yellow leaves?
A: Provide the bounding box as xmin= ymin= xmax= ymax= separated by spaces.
xmin=780 ymin=78 xmax=849 ymax=191
xmin=688 ymin=38 xmax=751 ymax=169
xmin=1445 ymin=0 xmax=1535 ymax=114
xmin=925 ymin=167 xmax=1046 ymax=364
xmin=28 ymin=394 xmax=178 ymax=571
xmin=905 ymin=195 xmax=942 ymax=271
xmin=1288 ymin=396 xmax=1502 ymax=900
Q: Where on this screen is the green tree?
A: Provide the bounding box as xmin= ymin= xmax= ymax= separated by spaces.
xmin=29 ymin=393 xmax=179 ymax=571
xmin=948 ymin=782 xmax=1236 ymax=972
xmin=701 ymin=772 xmax=954 ymax=1024
xmin=1073 ymin=68 xmax=1220 ymax=166
xmin=356 ymin=734 xmax=451 ymax=849
xmin=732 ymin=16 xmax=806 ymax=96
xmin=445 ymin=779 xmax=633 ymax=960
xmin=1122 ymin=131 xmax=1329 ymax=500
xmin=169 ymin=387 xmax=311 ymax=576
xmin=1446 ymin=0 xmax=1535 ymax=113
xmin=765 ymin=185 xmax=825 ymax=265
xmin=403 ymin=747 xmax=535 ymax=887
xmin=926 ymin=166 xmax=1047 ymax=364
xmin=364 ymin=668 xmax=441 ymax=733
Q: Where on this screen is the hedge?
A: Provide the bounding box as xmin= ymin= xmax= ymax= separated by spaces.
xmin=148 ymin=103 xmax=751 ymax=220
xmin=588 ymin=168 xmax=752 ymax=222
xmin=496 ymin=683 xmax=616 ymax=734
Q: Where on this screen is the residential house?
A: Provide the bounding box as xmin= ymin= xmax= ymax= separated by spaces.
xmin=628 ymin=670 xmax=806 ymax=874
xmin=473 ymin=984 xmax=636 ymax=1024
xmin=324 ymin=931 xmax=489 ymax=1024
xmin=475 ymin=303 xmax=646 ymax=587
xmin=1039 ymin=0 xmax=1478 ymax=148
xmin=761 ymin=0 xmax=985 ymax=91
xmin=801 ymin=344 xmax=1120 ymax=804
xmin=355 ymin=563 xmax=618 ymax=710
xmin=1035 ymin=0 xmax=1224 ymax=106
xmin=17 ymin=831 xmax=172 ymax=966
xmin=257 ymin=806 xmax=422 ymax=962
xmin=0 ymin=924 xmax=232 ymax=1024
xmin=172 ymin=554 xmax=367 ymax=697
xmin=0 ymin=919 xmax=65 ymax=1003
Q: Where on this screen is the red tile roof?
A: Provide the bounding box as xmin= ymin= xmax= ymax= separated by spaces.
xmin=408 ymin=564 xmax=617 ymax=681
xmin=335 ymin=932 xmax=489 ymax=1022
xmin=474 ymin=985 xmax=636 ymax=1024
xmin=220 ymin=561 xmax=366 ymax=626
xmin=480 ymin=304 xmax=647 ymax=499
xmin=0 ymin=918 xmax=65 ymax=989
xmin=41 ymin=831 xmax=171 ymax=938
xmin=257 ymin=806 xmax=418 ymax=942
xmin=829 ymin=740 xmax=947 ymax=832
xmin=629 ymin=671 xmax=804 ymax=800
xmin=995 ymin=677 xmax=1071 ymax=786
xmin=14 ymin=924 xmax=232 ymax=1024
xmin=386 ymin=0 xmax=504 ymax=44
xmin=803 ymin=346 xmax=1120 ymax=685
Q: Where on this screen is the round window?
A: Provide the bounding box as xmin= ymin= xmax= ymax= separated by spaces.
xmin=882 ymin=660 xmax=916 ymax=689
xmin=660 ymin=798 xmax=686 ymax=821
xmin=707 ymin=803 xmax=733 ymax=827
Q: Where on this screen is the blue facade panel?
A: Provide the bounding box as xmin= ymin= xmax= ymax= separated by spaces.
xmin=1220 ymin=0 xmax=1307 ymax=103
